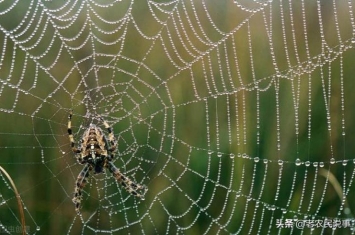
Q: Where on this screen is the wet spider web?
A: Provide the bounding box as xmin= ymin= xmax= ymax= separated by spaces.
xmin=1 ymin=0 xmax=355 ymax=234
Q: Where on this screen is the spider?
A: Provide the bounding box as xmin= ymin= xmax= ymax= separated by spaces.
xmin=67 ymin=111 xmax=146 ymax=213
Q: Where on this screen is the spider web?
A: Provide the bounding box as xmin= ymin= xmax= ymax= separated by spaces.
xmin=1 ymin=0 xmax=355 ymax=234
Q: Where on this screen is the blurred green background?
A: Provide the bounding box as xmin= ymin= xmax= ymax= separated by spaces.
xmin=1 ymin=0 xmax=355 ymax=234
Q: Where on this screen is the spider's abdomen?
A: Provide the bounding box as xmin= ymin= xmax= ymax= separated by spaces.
xmin=79 ymin=125 xmax=108 ymax=164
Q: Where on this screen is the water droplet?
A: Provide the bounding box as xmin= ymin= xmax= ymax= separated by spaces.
xmin=342 ymin=160 xmax=348 ymax=166
xmin=305 ymin=161 xmax=310 ymax=167
xmin=330 ymin=158 xmax=335 ymax=164
xmin=319 ymin=162 xmax=324 ymax=167
xmin=295 ymin=158 xmax=302 ymax=166
xmin=254 ymin=157 xmax=259 ymax=163
xmin=313 ymin=162 xmax=318 ymax=167
xmin=278 ymin=160 xmax=283 ymax=166
xmin=229 ymin=153 xmax=235 ymax=159
xmin=36 ymin=226 xmax=40 ymax=231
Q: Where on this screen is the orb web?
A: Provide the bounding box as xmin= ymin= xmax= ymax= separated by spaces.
xmin=0 ymin=0 xmax=355 ymax=234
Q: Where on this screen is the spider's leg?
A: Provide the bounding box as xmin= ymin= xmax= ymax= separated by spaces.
xmin=72 ymin=164 xmax=91 ymax=213
xmin=102 ymin=136 xmax=113 ymax=161
xmin=68 ymin=110 xmax=80 ymax=154
xmin=106 ymin=162 xmax=147 ymax=198
xmin=101 ymin=118 xmax=118 ymax=153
